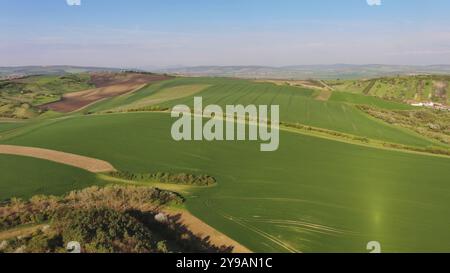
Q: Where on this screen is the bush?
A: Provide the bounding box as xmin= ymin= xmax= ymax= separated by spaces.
xmin=53 ymin=208 xmax=155 ymax=253
xmin=110 ymin=171 xmax=217 ymax=186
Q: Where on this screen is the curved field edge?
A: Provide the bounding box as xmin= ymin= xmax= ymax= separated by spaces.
xmin=1 ymin=113 xmax=450 ymax=252
xmin=0 ymin=145 xmax=116 ymax=173
xmin=83 ymin=77 xmax=436 ymax=148
xmin=0 ymin=154 xmax=103 ymax=200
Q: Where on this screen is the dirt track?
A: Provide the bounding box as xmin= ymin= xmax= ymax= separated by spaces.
xmin=40 ymin=73 xmax=171 ymax=113
xmin=164 ymin=208 xmax=252 ymax=253
xmin=0 ymin=145 xmax=116 ymax=173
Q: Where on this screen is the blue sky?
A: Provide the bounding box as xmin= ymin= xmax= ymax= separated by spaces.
xmin=1 ymin=0 xmax=450 ymax=67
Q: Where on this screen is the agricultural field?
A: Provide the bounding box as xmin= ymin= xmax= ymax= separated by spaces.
xmin=0 ymin=154 xmax=101 ymax=200
xmin=88 ymin=77 xmax=436 ymax=148
xmin=1 ymin=113 xmax=450 ymax=252
xmin=0 ymin=74 xmax=94 ymax=105
xmin=329 ymin=91 xmax=414 ymax=110
xmin=0 ymin=121 xmax=26 ymax=133
xmin=0 ymin=72 xmax=170 ymax=118
xmin=1 ymin=73 xmax=450 ymax=253
xmin=4 ymin=0 xmax=450 ymax=256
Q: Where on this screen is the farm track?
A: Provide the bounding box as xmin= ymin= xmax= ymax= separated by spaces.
xmin=363 ymin=80 xmax=377 ymax=95
xmin=164 ymin=208 xmax=252 ymax=253
xmin=0 ymin=145 xmax=116 ymax=173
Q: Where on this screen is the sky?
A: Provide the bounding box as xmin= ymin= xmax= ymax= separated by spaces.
xmin=1 ymin=0 xmax=450 ymax=68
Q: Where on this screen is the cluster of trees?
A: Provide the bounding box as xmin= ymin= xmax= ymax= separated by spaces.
xmin=0 ymin=186 xmax=231 ymax=253
xmin=95 ymin=106 xmax=170 ymax=115
xmin=0 ymin=185 xmax=184 ymax=231
xmin=110 ymin=171 xmax=217 ymax=186
xmin=1 ymin=207 xmax=229 ymax=253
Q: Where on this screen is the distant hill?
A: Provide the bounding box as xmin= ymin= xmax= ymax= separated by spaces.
xmin=0 ymin=66 xmax=122 ymax=79
xmin=154 ymin=64 xmax=450 ymax=80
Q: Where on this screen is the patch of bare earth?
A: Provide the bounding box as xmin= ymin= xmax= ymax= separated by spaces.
xmin=164 ymin=209 xmax=252 ymax=253
xmin=0 ymin=145 xmax=116 ymax=173
xmin=40 ymin=73 xmax=172 ymax=113
xmin=315 ymin=89 xmax=333 ymax=101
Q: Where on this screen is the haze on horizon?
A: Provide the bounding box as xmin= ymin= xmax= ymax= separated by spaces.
xmin=1 ymin=0 xmax=450 ymax=68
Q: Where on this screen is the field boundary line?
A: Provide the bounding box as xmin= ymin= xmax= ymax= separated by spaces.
xmin=0 ymin=145 xmax=116 ymax=173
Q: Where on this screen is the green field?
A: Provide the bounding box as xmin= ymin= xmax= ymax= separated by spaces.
xmin=1 ymin=75 xmax=449 ymax=253
xmin=329 ymin=91 xmax=414 ymax=110
xmin=0 ymin=74 xmax=94 ymax=119
xmin=0 ymin=122 xmax=26 ymax=133
xmin=2 ymin=112 xmax=450 ymax=252
xmin=0 ymin=154 xmax=100 ymax=200
xmin=86 ymin=78 xmax=436 ymax=148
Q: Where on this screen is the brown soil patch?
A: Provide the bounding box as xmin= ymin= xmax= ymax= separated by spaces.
xmin=164 ymin=208 xmax=252 ymax=253
xmin=0 ymin=145 xmax=116 ymax=173
xmin=40 ymin=73 xmax=171 ymax=113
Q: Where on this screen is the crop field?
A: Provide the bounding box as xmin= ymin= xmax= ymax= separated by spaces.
xmin=329 ymin=91 xmax=414 ymax=110
xmin=1 ymin=113 xmax=450 ymax=252
xmin=1 ymin=73 xmax=449 ymax=253
xmin=89 ymin=77 xmax=435 ymax=148
xmin=0 ymin=154 xmax=100 ymax=200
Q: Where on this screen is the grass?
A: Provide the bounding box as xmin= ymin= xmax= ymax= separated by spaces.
xmin=0 ymin=154 xmax=102 ymax=200
xmin=111 ymin=84 xmax=212 ymax=111
xmin=86 ymin=77 xmax=435 ymax=148
xmin=0 ymin=122 xmax=26 ymax=133
xmin=358 ymin=106 xmax=450 ymax=145
xmin=2 ymin=112 xmax=450 ymax=252
xmin=1 ymin=75 xmax=449 ymax=253
xmin=329 ymin=91 xmax=414 ymax=110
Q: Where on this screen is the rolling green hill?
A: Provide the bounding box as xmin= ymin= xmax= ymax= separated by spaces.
xmin=329 ymin=91 xmax=414 ymax=110
xmin=87 ymin=77 xmax=437 ymax=148
xmin=1 ymin=113 xmax=450 ymax=252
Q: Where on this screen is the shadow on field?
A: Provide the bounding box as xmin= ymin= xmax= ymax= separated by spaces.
xmin=127 ymin=210 xmax=235 ymax=253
